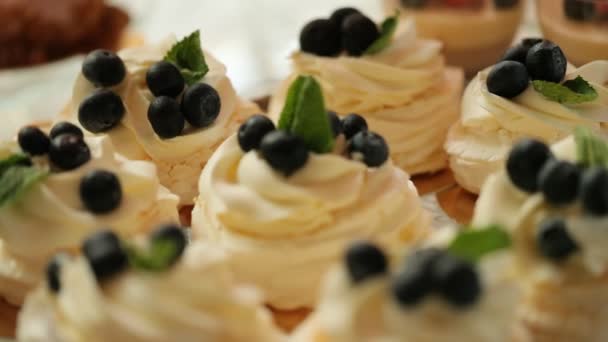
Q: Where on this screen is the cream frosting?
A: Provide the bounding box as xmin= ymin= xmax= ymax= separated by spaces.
xmin=191 ymin=135 xmax=431 ymax=310
xmin=446 ymin=61 xmax=608 ymax=194
xmin=0 ymin=136 xmax=179 ymax=305
xmin=269 ymin=19 xmax=463 ymax=175
xmin=17 ymin=241 xmax=285 ymax=342
xmin=64 ymin=37 xmax=260 ymax=205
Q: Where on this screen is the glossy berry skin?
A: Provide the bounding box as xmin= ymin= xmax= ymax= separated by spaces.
xmin=526 ymin=41 xmax=567 ymax=83
xmin=146 ymin=61 xmax=185 ymax=98
xmin=238 ymin=115 xmax=276 ymax=152
xmin=345 ymin=241 xmax=388 ymax=283
xmin=50 ymin=121 xmax=84 ymax=139
xmin=501 ymin=38 xmax=543 ymax=64
xmin=494 ymin=0 xmax=519 ymax=9
xmin=434 ymin=254 xmax=481 ymax=308
xmin=18 ymin=126 xmax=50 ymax=156
xmin=400 ymin=0 xmax=428 ymax=8
xmin=341 ymin=13 xmax=380 ymax=56
xmin=392 ymin=248 xmax=443 ymax=307
xmin=580 ymin=167 xmax=608 ymax=216
xmin=348 ymin=131 xmax=390 ymax=167
xmin=487 ymin=61 xmax=530 ymax=99
xmin=82 ymin=50 xmax=126 ymax=87
xmin=82 ymin=230 xmax=128 ymax=281
xmin=300 ymin=19 xmax=342 ymax=57
xmin=327 ymin=111 xmax=342 ymax=137
xmin=341 ymin=114 xmax=368 ymax=139
xmin=506 ymin=139 xmax=553 ymax=193
xmin=181 ymin=83 xmax=221 ymax=128
xmin=147 ymin=96 xmax=185 ymax=139
xmin=564 ymin=0 xmax=596 ymax=21
xmin=80 ymin=170 xmax=122 ymax=214
xmin=151 ymin=224 xmax=187 ymax=265
xmin=49 ymin=134 xmax=91 ymax=170
xmin=329 ymin=7 xmax=361 ymax=28
xmin=537 ymin=218 xmax=579 ymax=261
xmin=538 ymin=159 xmax=581 ymax=205
xmin=46 ymin=253 xmax=67 ymax=294
xmin=260 ymin=130 xmax=309 ymax=176
xmin=78 ymin=89 xmax=125 ymax=133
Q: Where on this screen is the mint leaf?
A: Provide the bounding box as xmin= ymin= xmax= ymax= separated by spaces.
xmin=164 ymin=30 xmax=209 ymax=85
xmin=447 ymin=225 xmax=511 ymax=263
xmin=365 ymin=12 xmax=399 ymax=55
xmin=532 ymin=76 xmax=598 ymax=105
xmin=0 ymin=165 xmax=48 ymax=208
xmin=0 ymin=154 xmax=30 ymax=175
xmin=125 ymin=237 xmax=181 ymax=272
xmin=574 ymin=127 xmax=608 ymax=168
xmin=277 ymin=76 xmax=334 ymax=153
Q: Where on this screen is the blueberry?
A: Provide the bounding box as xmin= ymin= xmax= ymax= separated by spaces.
xmin=46 ymin=253 xmax=68 ymax=294
xmin=348 ymin=131 xmax=390 ymax=167
xmin=537 ymin=218 xmax=578 ymax=261
xmin=18 ymin=126 xmax=50 ymax=156
xmin=151 ymin=223 xmax=187 ymax=266
xmin=494 ymin=0 xmax=519 ymax=9
xmin=181 ymin=83 xmax=221 ymax=128
xmin=506 ymin=139 xmax=553 ymax=193
xmin=50 ymin=122 xmax=84 ymax=139
xmin=260 ymin=130 xmax=309 ymax=176
xmin=78 ymin=89 xmax=125 ymax=133
xmin=526 ymin=41 xmax=567 ymax=83
xmin=146 ymin=61 xmax=185 ymax=98
xmin=329 ymin=7 xmax=361 ymax=28
xmin=400 ymin=0 xmax=428 ymax=8
xmin=341 ymin=114 xmax=368 ymax=139
xmin=345 ymin=241 xmax=388 ymax=283
xmin=49 ymin=134 xmax=91 ymax=170
xmin=342 ymin=13 xmax=380 ymax=56
xmin=500 ymin=38 xmax=543 ymax=64
xmin=80 ymin=170 xmax=122 ymax=214
xmin=564 ymin=0 xmax=596 ymax=21
xmin=82 ymin=50 xmax=126 ymax=87
xmin=434 ymin=254 xmax=481 ymax=308
xmin=327 ymin=111 xmax=342 ymax=137
xmin=238 ymin=115 xmax=276 ymax=152
xmin=538 ymin=159 xmax=581 ymax=205
xmin=147 ymin=96 xmax=185 ymax=139
xmin=580 ymin=167 xmax=608 ymax=216
xmin=487 ymin=61 xmax=529 ymax=99
xmin=82 ymin=230 xmax=128 ymax=281
xmin=300 ymin=19 xmax=342 ymax=57
xmin=392 ymin=248 xmax=443 ymax=307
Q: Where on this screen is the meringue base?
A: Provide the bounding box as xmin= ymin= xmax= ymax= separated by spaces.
xmin=0 ymin=298 xmax=17 ymax=338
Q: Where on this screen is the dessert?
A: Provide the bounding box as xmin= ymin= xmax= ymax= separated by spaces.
xmin=474 ymin=130 xmax=608 ymax=341
xmin=0 ymin=123 xmax=178 ymax=305
xmin=61 ymin=31 xmax=259 ymax=205
xmin=269 ymin=8 xmax=463 ymax=176
xmin=193 ymin=76 xmax=431 ymax=310
xmin=445 ymin=38 xmax=608 ymax=194
xmin=17 ymin=225 xmax=285 ymax=342
xmin=538 ymin=0 xmax=608 ymax=67
xmin=384 ymin=0 xmax=524 ymax=75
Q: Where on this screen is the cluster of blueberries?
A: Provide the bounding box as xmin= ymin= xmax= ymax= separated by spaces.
xmin=345 ymin=242 xmax=481 ymax=309
xmin=237 ymin=113 xmax=389 ymax=176
xmin=400 ymin=0 xmax=519 ymax=9
xmin=17 ymin=122 xmax=122 ymax=214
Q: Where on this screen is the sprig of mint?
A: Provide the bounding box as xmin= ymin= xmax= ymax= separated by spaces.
xmin=0 ymin=155 xmax=48 ymax=208
xmin=125 ymin=237 xmax=182 ymax=272
xmin=447 ymin=225 xmax=511 ymax=263
xmin=574 ymin=127 xmax=608 ymax=168
xmin=0 ymin=153 xmax=30 ymax=174
xmin=164 ymin=30 xmax=209 ymax=85
xmin=365 ymin=12 xmax=399 ymax=55
xmin=532 ymin=76 xmax=598 ymax=105
xmin=278 ymin=76 xmax=334 ymax=153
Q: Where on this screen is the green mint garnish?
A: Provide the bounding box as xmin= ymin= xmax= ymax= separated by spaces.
xmin=0 ymin=153 xmax=30 ymax=175
xmin=532 ymin=76 xmax=598 ymax=105
xmin=574 ymin=127 xmax=608 ymax=168
xmin=164 ymin=30 xmax=209 ymax=85
xmin=365 ymin=12 xmax=399 ymax=55
xmin=0 ymin=156 xmax=48 ymax=208
xmin=278 ymin=76 xmax=334 ymax=153
xmin=125 ymin=236 xmax=182 ymax=272
xmin=447 ymin=225 xmax=511 ymax=263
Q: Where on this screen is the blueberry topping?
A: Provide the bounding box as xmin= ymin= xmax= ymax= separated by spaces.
xmin=50 ymin=122 xmax=84 ymax=140
xmin=506 ymin=139 xmax=553 ymax=193
xmin=348 ymin=131 xmax=389 ymax=167
xmin=500 ymin=38 xmax=543 ymax=64
xmin=341 ymin=114 xmax=368 ymax=139
xmin=181 ymin=83 xmax=221 ymax=128
xmin=80 ymin=170 xmax=122 ymax=214
xmin=494 ymin=0 xmax=519 ymax=9
xmin=526 ymin=41 xmax=567 ymax=83
xmin=49 ymin=134 xmax=91 ymax=170
xmin=82 ymin=230 xmax=128 ymax=281
xmin=260 ymin=130 xmax=309 ymax=176
xmin=147 ymin=96 xmax=185 ymax=139
xmin=18 ymin=126 xmax=50 ymax=156
xmin=329 ymin=7 xmax=361 ymax=28
xmin=537 ymin=218 xmax=579 ymax=261
xmin=327 ymin=111 xmax=342 ymax=137
xmin=564 ymin=0 xmax=596 ymax=21
xmin=487 ymin=61 xmax=529 ymax=99
xmin=400 ymin=0 xmax=428 ymax=8
xmin=82 ymin=50 xmax=126 ymax=87
xmin=46 ymin=253 xmax=67 ymax=294
xmin=146 ymin=61 xmax=185 ymax=98
xmin=342 ymin=13 xmax=380 ymax=56
xmin=345 ymin=241 xmax=388 ymax=283
xmin=538 ymin=159 xmax=581 ymax=205
xmin=580 ymin=167 xmax=608 ymax=216
xmin=434 ymin=254 xmax=481 ymax=308
xmin=78 ymin=89 xmax=125 ymax=133
xmin=151 ymin=224 xmax=187 ymax=266
xmin=392 ymin=248 xmax=443 ymax=307
xmin=300 ymin=19 xmax=342 ymax=57
xmin=238 ymin=115 xmax=276 ymax=152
